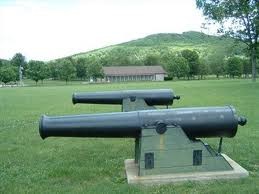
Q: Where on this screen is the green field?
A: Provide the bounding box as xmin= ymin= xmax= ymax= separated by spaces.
xmin=0 ymin=79 xmax=258 ymax=193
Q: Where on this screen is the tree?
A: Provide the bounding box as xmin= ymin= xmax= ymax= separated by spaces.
xmin=10 ymin=53 xmax=26 ymax=67
xmin=104 ymin=48 xmax=131 ymax=66
xmin=242 ymin=58 xmax=251 ymax=78
xmin=10 ymin=53 xmax=27 ymax=78
xmin=196 ymin=0 xmax=258 ymax=81
xmin=199 ymin=59 xmax=209 ymax=79
xmin=159 ymin=50 xmax=175 ymax=70
xmin=181 ymin=49 xmax=200 ymax=79
xmin=84 ymin=56 xmax=104 ymax=81
xmin=0 ymin=66 xmax=17 ymax=84
xmin=87 ymin=62 xmax=104 ymax=81
xmin=75 ymin=58 xmax=87 ymax=80
xmin=167 ymin=56 xmax=190 ymax=79
xmin=59 ymin=59 xmax=76 ymax=84
xmin=27 ymin=60 xmax=47 ymax=85
xmin=144 ymin=54 xmax=160 ymax=66
xmin=39 ymin=64 xmax=49 ymax=84
xmin=206 ymin=51 xmax=226 ymax=78
xmin=226 ymin=57 xmax=243 ymax=78
xmin=48 ymin=61 xmax=60 ymax=80
xmin=87 ymin=63 xmax=104 ymax=81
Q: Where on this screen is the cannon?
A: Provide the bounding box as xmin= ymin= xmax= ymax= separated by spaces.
xmin=40 ymin=106 xmax=246 ymax=139
xmin=39 ymin=89 xmax=248 ymax=184
xmin=72 ymin=89 xmax=180 ymax=111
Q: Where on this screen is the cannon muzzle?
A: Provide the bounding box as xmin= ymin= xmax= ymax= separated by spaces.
xmin=72 ymin=89 xmax=179 ymax=106
xmin=39 ymin=106 xmax=246 ymax=140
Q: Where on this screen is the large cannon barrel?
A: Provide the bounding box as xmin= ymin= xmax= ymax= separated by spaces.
xmin=72 ymin=89 xmax=180 ymax=106
xmin=39 ymin=106 xmax=246 ymax=139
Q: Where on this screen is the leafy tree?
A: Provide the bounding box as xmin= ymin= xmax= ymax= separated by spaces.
xmin=104 ymin=48 xmax=131 ymax=65
xmin=10 ymin=53 xmax=26 ymax=67
xmin=48 ymin=61 xmax=60 ymax=80
xmin=226 ymin=57 xmax=243 ymax=78
xmin=10 ymin=53 xmax=27 ymax=77
xmin=79 ymin=56 xmax=104 ymax=81
xmin=59 ymin=59 xmax=76 ymax=84
xmin=242 ymin=58 xmax=251 ymax=78
xmin=199 ymin=59 xmax=209 ymax=79
xmin=87 ymin=63 xmax=104 ymax=81
xmin=167 ymin=56 xmax=190 ymax=79
xmin=206 ymin=52 xmax=226 ymax=78
xmin=196 ymin=0 xmax=258 ymax=81
xmin=75 ymin=58 xmax=87 ymax=80
xmin=181 ymin=49 xmax=200 ymax=79
xmin=159 ymin=50 xmax=177 ymax=70
xmin=27 ymin=60 xmax=47 ymax=85
xmin=39 ymin=64 xmax=49 ymax=84
xmin=0 ymin=66 xmax=17 ymax=84
xmin=144 ymin=54 xmax=160 ymax=66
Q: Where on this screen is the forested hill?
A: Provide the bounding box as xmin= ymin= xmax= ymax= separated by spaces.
xmin=120 ymin=31 xmax=225 ymax=46
xmin=0 ymin=31 xmax=250 ymax=84
xmin=68 ymin=31 xmax=246 ymax=66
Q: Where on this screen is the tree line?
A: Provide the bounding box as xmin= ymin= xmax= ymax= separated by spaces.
xmin=0 ymin=53 xmax=104 ymax=85
xmin=0 ymin=50 xmax=252 ymax=85
xmin=160 ymin=49 xmax=251 ymax=80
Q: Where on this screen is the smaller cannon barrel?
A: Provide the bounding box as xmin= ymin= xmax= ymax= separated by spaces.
xmin=72 ymin=89 xmax=180 ymax=106
xmin=39 ymin=106 xmax=246 ymax=140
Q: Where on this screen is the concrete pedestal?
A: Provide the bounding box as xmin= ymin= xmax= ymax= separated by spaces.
xmin=125 ymin=154 xmax=249 ymax=185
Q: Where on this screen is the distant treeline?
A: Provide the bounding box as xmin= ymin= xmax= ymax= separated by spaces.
xmin=0 ymin=50 xmax=252 ymax=85
xmin=1 ymin=31 xmax=257 ymax=85
xmin=0 ymin=49 xmax=251 ymax=84
xmin=0 ymin=53 xmax=104 ymax=85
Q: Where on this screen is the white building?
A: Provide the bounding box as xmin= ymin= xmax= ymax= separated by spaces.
xmin=103 ymin=66 xmax=166 ymax=82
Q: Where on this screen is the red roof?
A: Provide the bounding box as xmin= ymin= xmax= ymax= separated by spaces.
xmin=103 ymin=66 xmax=166 ymax=76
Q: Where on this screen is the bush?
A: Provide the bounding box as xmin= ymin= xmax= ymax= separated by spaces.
xmin=0 ymin=66 xmax=17 ymax=84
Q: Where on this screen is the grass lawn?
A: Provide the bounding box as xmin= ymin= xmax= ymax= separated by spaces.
xmin=0 ymin=79 xmax=258 ymax=193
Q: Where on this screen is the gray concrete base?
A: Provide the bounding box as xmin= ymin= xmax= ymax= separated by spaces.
xmin=125 ymin=154 xmax=249 ymax=185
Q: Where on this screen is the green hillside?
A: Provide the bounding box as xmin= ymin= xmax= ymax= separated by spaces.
xmin=69 ymin=31 xmax=247 ymax=65
xmin=1 ymin=31 xmax=249 ymax=84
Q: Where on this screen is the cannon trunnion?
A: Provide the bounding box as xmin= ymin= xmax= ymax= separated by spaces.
xmin=39 ymin=89 xmax=248 ymax=183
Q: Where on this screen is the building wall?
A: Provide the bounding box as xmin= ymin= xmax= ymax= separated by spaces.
xmin=155 ymin=74 xmax=165 ymax=81
xmin=105 ymin=75 xmax=157 ymax=82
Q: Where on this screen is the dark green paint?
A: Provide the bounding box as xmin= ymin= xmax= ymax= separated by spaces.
xmin=137 ymin=126 xmax=232 ymax=176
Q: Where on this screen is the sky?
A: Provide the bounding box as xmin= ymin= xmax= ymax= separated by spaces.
xmin=0 ymin=0 xmax=209 ymax=61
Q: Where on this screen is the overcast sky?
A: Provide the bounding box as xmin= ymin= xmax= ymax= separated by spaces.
xmin=0 ymin=0 xmax=209 ymax=61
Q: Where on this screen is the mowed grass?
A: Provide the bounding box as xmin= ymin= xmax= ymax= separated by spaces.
xmin=0 ymin=79 xmax=258 ymax=194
